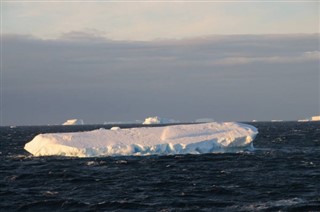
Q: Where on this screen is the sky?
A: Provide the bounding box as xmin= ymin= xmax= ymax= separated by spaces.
xmin=1 ymin=1 xmax=319 ymax=125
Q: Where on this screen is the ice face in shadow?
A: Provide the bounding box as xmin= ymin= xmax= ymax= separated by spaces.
xmin=24 ymin=122 xmax=258 ymax=157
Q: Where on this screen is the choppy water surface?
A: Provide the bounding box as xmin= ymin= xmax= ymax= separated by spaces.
xmin=1 ymin=122 xmax=320 ymax=211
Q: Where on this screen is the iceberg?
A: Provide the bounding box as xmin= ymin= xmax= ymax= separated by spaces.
xmin=298 ymin=119 xmax=309 ymax=122
xmin=62 ymin=119 xmax=84 ymax=125
xmin=142 ymin=116 xmax=179 ymax=125
xmin=297 ymin=116 xmax=320 ymax=122
xmin=24 ymin=122 xmax=258 ymax=157
xmin=271 ymin=120 xmax=283 ymax=122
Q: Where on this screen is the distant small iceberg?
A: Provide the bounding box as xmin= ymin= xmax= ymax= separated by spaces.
xmin=110 ymin=126 xmax=121 ymax=131
xmin=297 ymin=115 xmax=320 ymax=122
xmin=142 ymin=116 xmax=180 ymax=125
xmin=298 ymin=119 xmax=309 ymax=122
xmin=271 ymin=120 xmax=283 ymax=122
xmin=62 ymin=119 xmax=84 ymax=125
xmin=311 ymin=116 xmax=320 ymax=121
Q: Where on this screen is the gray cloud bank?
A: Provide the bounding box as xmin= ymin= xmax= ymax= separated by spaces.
xmin=1 ymin=33 xmax=319 ymax=125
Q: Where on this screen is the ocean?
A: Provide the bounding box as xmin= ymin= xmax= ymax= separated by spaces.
xmin=1 ymin=122 xmax=319 ymax=211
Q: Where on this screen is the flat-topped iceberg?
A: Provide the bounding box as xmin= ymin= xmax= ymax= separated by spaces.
xmin=62 ymin=119 xmax=84 ymax=125
xmin=24 ymin=122 xmax=258 ymax=157
xmin=142 ymin=116 xmax=180 ymax=125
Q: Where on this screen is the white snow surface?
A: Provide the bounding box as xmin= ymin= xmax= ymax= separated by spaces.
xmin=142 ymin=116 xmax=179 ymax=125
xmin=24 ymin=122 xmax=258 ymax=157
xmin=62 ymin=119 xmax=84 ymax=125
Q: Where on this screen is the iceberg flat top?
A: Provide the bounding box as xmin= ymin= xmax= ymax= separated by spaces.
xmin=24 ymin=122 xmax=258 ymax=157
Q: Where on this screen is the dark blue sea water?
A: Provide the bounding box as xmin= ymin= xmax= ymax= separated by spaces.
xmin=1 ymin=122 xmax=320 ymax=211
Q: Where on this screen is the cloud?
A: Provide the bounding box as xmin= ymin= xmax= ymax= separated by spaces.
xmin=214 ymin=51 xmax=320 ymax=66
xmin=59 ymin=29 xmax=109 ymax=41
xmin=2 ymin=2 xmax=319 ymax=40
xmin=1 ymin=33 xmax=319 ymax=125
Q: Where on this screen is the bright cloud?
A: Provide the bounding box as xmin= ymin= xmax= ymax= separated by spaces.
xmin=2 ymin=2 xmax=319 ymax=40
